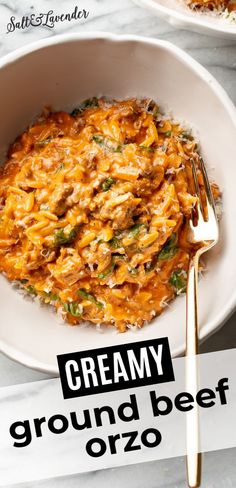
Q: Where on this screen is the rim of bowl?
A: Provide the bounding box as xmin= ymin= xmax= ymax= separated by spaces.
xmin=0 ymin=32 xmax=236 ymax=375
xmin=134 ymin=0 xmax=236 ymax=36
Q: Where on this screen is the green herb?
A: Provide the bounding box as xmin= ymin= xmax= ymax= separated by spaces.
xmin=97 ymin=259 xmax=115 ymax=280
xmin=113 ymin=144 xmax=123 ymax=153
xmin=92 ymin=134 xmax=104 ymax=145
xmin=158 ymin=143 xmax=168 ymax=153
xmin=128 ymin=266 xmax=138 ymax=276
xmin=77 ymin=289 xmax=103 ymax=309
xmin=179 ymin=132 xmax=193 ymax=142
xmin=169 ymin=270 xmax=187 ymax=293
xmin=102 ymin=177 xmax=115 ymax=192
xmin=27 ymin=285 xmax=37 ymax=296
xmin=158 ymin=233 xmax=177 ymax=261
xmin=54 ymin=227 xmax=78 ymax=247
xmin=71 ymin=109 xmax=80 ymax=117
xmin=20 ymin=281 xmax=36 ymax=295
xmin=70 ymin=108 xmax=81 ymax=117
xmin=164 ymin=131 xmax=172 ymax=137
xmin=55 ymin=162 xmax=65 ymax=173
xmin=139 ymin=145 xmax=155 ymax=152
xmin=63 ymin=301 xmax=83 ymax=317
xmin=82 ymin=97 xmax=99 ymax=109
xmin=71 ymin=97 xmax=99 ymax=117
xmin=108 ymin=237 xmax=120 ymax=249
xmin=93 ymin=134 xmax=122 ymax=153
xmin=113 ymin=253 xmax=126 ymax=261
xmin=43 ymin=291 xmax=59 ymax=301
xmin=152 ymin=107 xmax=159 ymax=119
xmin=146 ymin=100 xmax=159 ymax=118
xmin=128 ymin=223 xmax=144 ymax=239
xmin=36 ymin=138 xmax=53 ymax=146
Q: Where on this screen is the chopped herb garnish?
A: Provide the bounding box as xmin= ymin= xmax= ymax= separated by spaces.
xmin=113 ymin=253 xmax=126 ymax=261
xmin=169 ymin=270 xmax=187 ymax=293
xmin=113 ymin=144 xmax=123 ymax=153
xmin=92 ymin=134 xmax=123 ymax=153
xmin=108 ymin=237 xmax=120 ymax=249
xmin=158 ymin=233 xmax=178 ymax=261
xmin=27 ymin=285 xmax=37 ymax=295
xmin=36 ymin=138 xmax=53 ymax=146
xmin=19 ymin=281 xmax=36 ymax=295
xmin=139 ymin=145 xmax=155 ymax=152
xmin=179 ymin=132 xmax=193 ymax=142
xmin=128 ymin=266 xmax=139 ymax=276
xmin=128 ymin=223 xmax=144 ymax=239
xmin=63 ymin=301 xmax=83 ymax=317
xmin=98 ymin=259 xmax=115 ymax=280
xmin=102 ymin=177 xmax=115 ymax=192
xmin=77 ymin=289 xmax=103 ymax=309
xmin=164 ymin=131 xmax=172 ymax=137
xmin=152 ymin=107 xmax=159 ymax=119
xmin=71 ymin=97 xmax=99 ymax=117
xmin=55 ymin=162 xmax=65 ymax=173
xmin=43 ymin=291 xmax=58 ymax=301
xmin=92 ymin=134 xmax=104 ymax=145
xmin=146 ymin=100 xmax=159 ymax=118
xmin=71 ymin=109 xmax=80 ymax=117
xmin=54 ymin=227 xmax=78 ymax=247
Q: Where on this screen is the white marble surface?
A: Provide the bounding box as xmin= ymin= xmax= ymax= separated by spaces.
xmin=0 ymin=0 xmax=236 ymax=486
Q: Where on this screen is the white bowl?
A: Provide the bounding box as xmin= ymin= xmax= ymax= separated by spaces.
xmin=0 ymin=33 xmax=236 ymax=375
xmin=134 ymin=0 xmax=236 ymax=39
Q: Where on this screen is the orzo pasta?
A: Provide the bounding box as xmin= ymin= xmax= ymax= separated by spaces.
xmin=0 ymin=98 xmax=219 ymax=331
xmin=186 ymin=0 xmax=236 ymax=11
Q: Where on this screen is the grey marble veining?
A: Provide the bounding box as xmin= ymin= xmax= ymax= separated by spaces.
xmin=0 ymin=0 xmax=236 ymax=486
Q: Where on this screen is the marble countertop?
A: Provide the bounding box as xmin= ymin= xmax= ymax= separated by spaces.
xmin=0 ymin=0 xmax=236 ymax=486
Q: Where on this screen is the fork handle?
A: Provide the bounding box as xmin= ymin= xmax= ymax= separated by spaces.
xmin=186 ymin=255 xmax=202 ymax=488
xmin=186 ymin=255 xmax=199 ymax=356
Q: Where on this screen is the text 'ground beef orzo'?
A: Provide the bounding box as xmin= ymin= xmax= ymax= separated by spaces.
xmin=0 ymin=98 xmax=219 ymax=331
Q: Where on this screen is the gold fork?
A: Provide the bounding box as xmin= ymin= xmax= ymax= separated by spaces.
xmin=186 ymin=157 xmax=219 ymax=488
